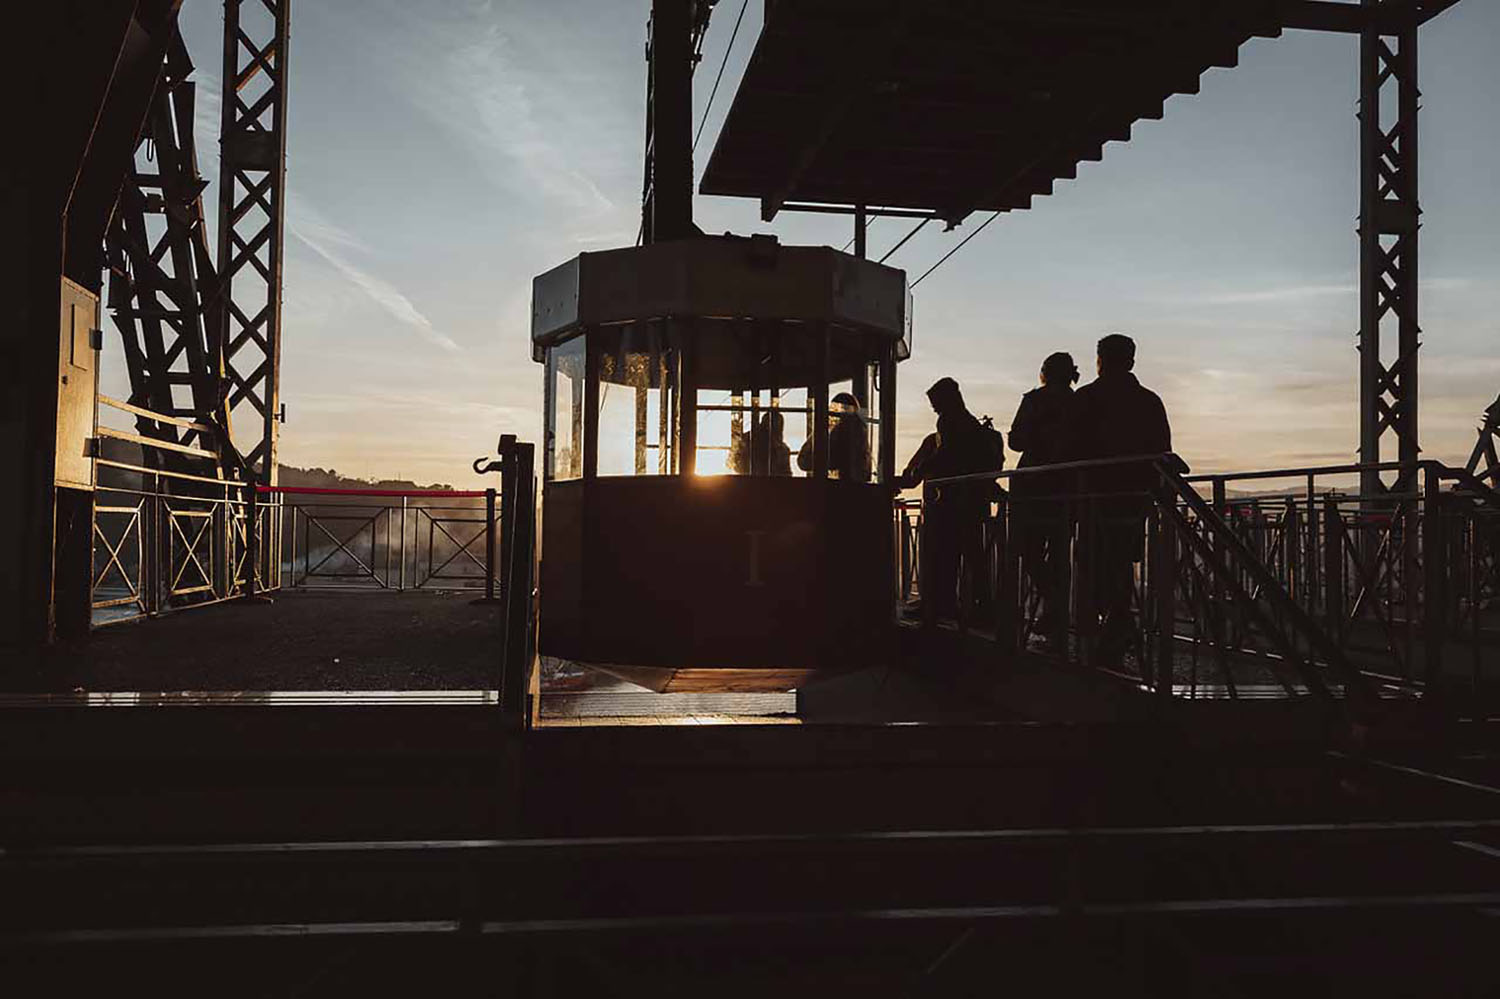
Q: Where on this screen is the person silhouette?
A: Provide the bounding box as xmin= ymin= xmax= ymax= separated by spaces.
xmin=736 ymin=409 xmax=792 ymax=476
xmin=898 ymin=378 xmax=1002 ymax=623
xmin=1009 ymin=351 xmax=1079 ymax=646
xmin=796 ymin=392 xmax=871 ymax=481
xmin=1067 ymin=334 xmax=1173 ymax=666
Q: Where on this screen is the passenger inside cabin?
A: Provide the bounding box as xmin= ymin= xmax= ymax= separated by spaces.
xmin=735 ymin=409 xmax=792 ymax=477
xmin=796 ymin=392 xmax=871 ymax=482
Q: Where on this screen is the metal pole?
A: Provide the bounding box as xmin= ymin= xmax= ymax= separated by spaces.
xmin=646 ymin=0 xmax=695 ymax=243
xmin=246 ymin=482 xmax=259 ymax=598
xmin=1421 ymin=464 xmax=1445 ymax=690
xmin=483 ymin=486 xmax=498 ymax=603
xmin=1358 ymin=2 xmax=1422 ymax=504
xmin=812 ymin=323 xmax=829 ymax=481
xmin=501 ymin=440 xmax=536 ymax=727
xmin=1211 ymin=478 xmax=1229 ymax=687
xmin=1358 ymin=4 xmax=1381 ymax=504
xmin=921 ymin=481 xmax=935 ymax=633
xmin=854 ymin=204 xmax=867 ymax=259
xmin=400 ymin=495 xmax=407 ymax=591
xmin=1153 ymin=500 xmax=1176 ymax=700
xmin=678 ymin=321 xmax=697 ymax=476
xmin=217 ymin=0 xmax=291 ymax=481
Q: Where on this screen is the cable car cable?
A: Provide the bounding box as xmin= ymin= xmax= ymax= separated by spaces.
xmin=877 ymin=217 xmax=931 ymax=265
xmin=841 ymin=215 xmax=877 ymax=253
xmin=692 ymin=0 xmax=751 ymax=153
xmin=909 ymin=210 xmax=1001 ymax=288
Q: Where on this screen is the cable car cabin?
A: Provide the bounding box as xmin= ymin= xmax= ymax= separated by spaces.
xmin=531 ymin=235 xmax=910 ymax=693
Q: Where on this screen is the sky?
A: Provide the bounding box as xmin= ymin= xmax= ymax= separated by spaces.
xmin=101 ymin=0 xmax=1500 ymax=484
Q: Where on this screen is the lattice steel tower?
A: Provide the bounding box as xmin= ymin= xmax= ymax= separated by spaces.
xmin=215 ymin=0 xmax=291 ymax=484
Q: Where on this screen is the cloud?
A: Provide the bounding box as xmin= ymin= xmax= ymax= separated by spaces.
xmin=1145 ymin=277 xmax=1473 ymax=307
xmin=1150 ymin=283 xmax=1355 ymax=306
xmin=379 ymin=0 xmax=619 ymax=219
xmin=286 ymin=200 xmax=460 ymax=353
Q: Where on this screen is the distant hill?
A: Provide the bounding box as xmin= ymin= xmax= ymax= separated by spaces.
xmin=275 ymin=464 xmax=457 ymax=493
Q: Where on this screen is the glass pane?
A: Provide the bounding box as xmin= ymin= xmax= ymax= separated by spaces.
xmin=867 ymin=360 xmax=884 ymax=483
xmin=779 ymin=387 xmax=811 ymax=477
xmin=695 ymin=388 xmax=736 ymax=477
xmin=735 ymin=389 xmax=795 ymax=478
xmin=597 ymin=327 xmax=675 ymax=477
xmin=548 ymin=337 xmax=585 ymax=481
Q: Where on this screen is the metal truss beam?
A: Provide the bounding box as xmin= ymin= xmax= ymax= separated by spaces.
xmin=216 ymin=0 xmax=290 ymax=483
xmin=1465 ymin=394 xmax=1500 ymax=487
xmin=1358 ymin=1 xmax=1422 ymax=500
xmin=105 ymin=29 xmax=232 ymax=475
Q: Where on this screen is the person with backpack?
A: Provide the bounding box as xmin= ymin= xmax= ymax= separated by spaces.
xmin=898 ymin=377 xmax=1004 ymax=623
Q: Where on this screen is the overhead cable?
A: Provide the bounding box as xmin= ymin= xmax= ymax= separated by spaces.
xmin=909 ymin=211 xmax=1002 ymax=288
xmin=877 ymin=218 xmax=931 ymax=265
xmin=692 ymin=0 xmax=751 ymax=153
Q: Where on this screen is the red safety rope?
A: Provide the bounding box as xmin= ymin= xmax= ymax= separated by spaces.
xmin=255 ymin=486 xmax=490 ymax=498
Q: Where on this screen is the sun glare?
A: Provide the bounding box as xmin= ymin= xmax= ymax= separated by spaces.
xmin=694 ymin=449 xmax=731 ymax=476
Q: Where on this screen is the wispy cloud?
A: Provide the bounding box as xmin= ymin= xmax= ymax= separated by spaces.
xmin=287 ymin=200 xmax=460 ymax=353
xmin=1145 ymin=277 xmax=1472 ymax=307
xmin=378 ymin=0 xmax=619 ymax=219
xmin=1150 ymin=283 xmax=1355 ymax=306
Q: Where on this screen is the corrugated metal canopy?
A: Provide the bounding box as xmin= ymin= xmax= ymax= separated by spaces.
xmin=699 ymin=0 xmax=1290 ymax=225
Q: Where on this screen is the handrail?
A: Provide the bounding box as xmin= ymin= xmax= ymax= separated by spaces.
xmin=97 ymin=394 xmax=214 ymax=434
xmin=97 ymin=425 xmax=218 ymax=460
xmin=1183 ymin=460 xmax=1429 ymax=485
xmin=925 ymin=456 xmax=1459 ymax=490
xmin=1154 ymin=463 xmax=1373 ymax=702
xmin=925 ymin=453 xmax=1174 ymax=487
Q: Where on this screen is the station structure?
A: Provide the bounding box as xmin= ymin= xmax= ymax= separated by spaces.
xmin=3 ymin=1 xmax=1498 ymax=993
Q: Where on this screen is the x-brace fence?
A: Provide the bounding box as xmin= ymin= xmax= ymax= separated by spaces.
xmin=268 ymin=488 xmax=499 ymax=593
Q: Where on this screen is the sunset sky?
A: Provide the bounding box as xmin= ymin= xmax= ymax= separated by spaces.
xmin=101 ymin=0 xmax=1500 ymax=484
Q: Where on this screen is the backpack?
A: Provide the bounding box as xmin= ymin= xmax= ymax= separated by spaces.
xmin=979 ymin=416 xmax=1006 ymax=471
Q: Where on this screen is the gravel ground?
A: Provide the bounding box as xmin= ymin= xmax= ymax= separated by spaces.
xmin=19 ymin=590 xmax=504 ymax=692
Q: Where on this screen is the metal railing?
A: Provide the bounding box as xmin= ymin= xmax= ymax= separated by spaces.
xmin=91 ymin=399 xmax=280 ymax=626
xmin=266 ymin=487 xmax=498 ymax=594
xmin=90 ymin=400 xmax=508 ymax=622
xmin=899 ymin=457 xmax=1499 ymax=704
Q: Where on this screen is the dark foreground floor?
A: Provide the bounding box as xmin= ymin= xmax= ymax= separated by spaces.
xmin=17 ymin=591 xmax=504 ymax=691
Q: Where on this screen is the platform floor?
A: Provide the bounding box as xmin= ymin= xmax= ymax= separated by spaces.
xmin=17 ymin=591 xmax=504 ymax=692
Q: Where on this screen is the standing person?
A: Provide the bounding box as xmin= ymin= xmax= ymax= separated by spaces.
xmin=1068 ymin=334 xmax=1173 ymax=666
xmin=1008 ymin=352 xmax=1079 ymax=647
xmin=733 ymin=410 xmax=792 ymax=476
xmin=898 ymin=377 xmax=1003 ymax=624
xmin=796 ymin=392 xmax=871 ymax=482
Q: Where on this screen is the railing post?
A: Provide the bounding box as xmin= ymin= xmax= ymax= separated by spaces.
xmin=473 ymin=486 xmax=499 ymax=605
xmin=246 ymin=482 xmax=259 ymax=599
xmin=921 ymin=481 xmax=936 ymax=633
xmin=1211 ymin=478 xmax=1229 ymax=684
xmin=1421 ymin=464 xmax=1445 ymax=691
xmin=1323 ymin=497 xmax=1345 ymax=640
xmin=995 ymin=491 xmax=1018 ymax=653
xmin=499 ymin=437 xmax=537 ymax=728
xmin=1152 ymin=496 xmax=1177 ymax=700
